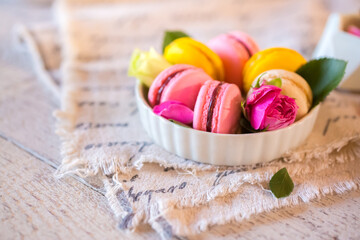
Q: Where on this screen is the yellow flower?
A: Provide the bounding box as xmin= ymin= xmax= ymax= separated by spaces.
xmin=128 ymin=48 xmax=172 ymax=87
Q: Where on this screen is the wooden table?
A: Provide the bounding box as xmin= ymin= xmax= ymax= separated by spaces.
xmin=1 ymin=2 xmax=359 ymax=239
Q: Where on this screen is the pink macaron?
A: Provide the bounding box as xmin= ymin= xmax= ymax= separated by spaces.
xmin=208 ymin=31 xmax=259 ymax=90
xmin=193 ymin=80 xmax=242 ymax=134
xmin=148 ymin=64 xmax=212 ymax=109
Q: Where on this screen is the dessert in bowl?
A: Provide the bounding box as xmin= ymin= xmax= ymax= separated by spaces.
xmin=135 ymin=79 xmax=320 ymax=165
xmin=129 ymin=30 xmax=346 ymax=166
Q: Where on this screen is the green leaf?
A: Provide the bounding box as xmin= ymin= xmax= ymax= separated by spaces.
xmin=162 ymin=31 xmax=190 ymax=53
xmin=266 ymin=78 xmax=282 ymax=88
xmin=254 ymin=72 xmax=267 ymax=88
xmin=241 ymin=101 xmax=247 ymax=118
xmin=239 ymin=118 xmax=256 ymax=133
xmin=296 ymin=58 xmax=347 ymax=107
xmin=169 ymin=119 xmax=191 ymax=128
xmin=254 ymin=79 xmax=261 ymax=88
xmin=269 ymin=168 xmax=294 ymax=198
xmin=239 ymin=118 xmax=267 ymax=133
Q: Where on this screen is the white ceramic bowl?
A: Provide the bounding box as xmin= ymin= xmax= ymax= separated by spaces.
xmin=135 ymin=81 xmax=320 ymax=166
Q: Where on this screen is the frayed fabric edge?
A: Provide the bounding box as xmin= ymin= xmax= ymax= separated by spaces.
xmin=101 ymin=138 xmax=360 ymax=238
xmin=71 ymin=134 xmax=359 ymax=183
xmin=157 ymin=177 xmax=360 ymax=237
xmin=12 ymin=23 xmax=61 ymax=100
xmin=164 ymin=135 xmax=360 ymax=210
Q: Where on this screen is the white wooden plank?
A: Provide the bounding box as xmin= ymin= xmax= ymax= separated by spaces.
xmin=0 ymin=2 xmax=62 ymax=167
xmin=0 ymin=63 xmax=61 ymax=166
xmin=199 ymin=190 xmax=360 ymax=239
xmin=0 ymin=137 xmax=157 ymax=240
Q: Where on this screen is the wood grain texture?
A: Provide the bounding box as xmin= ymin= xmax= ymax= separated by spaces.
xmin=0 ymin=2 xmax=61 ymax=167
xmin=0 ymin=1 xmax=360 ymax=240
xmin=0 ymin=61 xmax=61 ymax=167
xmin=0 ymin=137 xmax=157 ymax=240
xmin=198 ymin=191 xmax=360 ymax=239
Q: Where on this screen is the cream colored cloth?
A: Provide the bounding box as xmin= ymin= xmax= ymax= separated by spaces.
xmin=16 ymin=0 xmax=360 ymax=239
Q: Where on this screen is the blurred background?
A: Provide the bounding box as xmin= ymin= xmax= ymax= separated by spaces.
xmin=0 ymin=0 xmax=359 ymax=107
xmin=1 ymin=0 xmax=359 ymax=64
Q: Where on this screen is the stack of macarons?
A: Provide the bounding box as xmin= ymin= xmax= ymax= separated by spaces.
xmin=148 ymin=64 xmax=242 ymax=134
xmin=163 ymin=32 xmax=259 ymax=91
xmin=137 ymin=31 xmax=314 ymax=134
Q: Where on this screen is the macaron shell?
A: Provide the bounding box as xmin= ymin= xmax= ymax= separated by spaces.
xmin=193 ymin=80 xmax=214 ymax=131
xmin=281 ymin=80 xmax=310 ymax=120
xmin=208 ymin=35 xmax=248 ymax=86
xmin=228 ymin=31 xmax=259 ymax=56
xmin=161 ymin=67 xmax=211 ymax=109
xmin=213 ymin=83 xmax=242 ymax=133
xmin=208 ymin=31 xmax=259 ymax=88
xmin=164 ymin=37 xmax=225 ymax=81
xmin=193 ymin=80 xmax=242 ymax=134
xmin=148 ymin=64 xmax=193 ymax=107
xmin=243 ymin=48 xmax=307 ymax=93
xmin=243 ymin=48 xmax=284 ymax=79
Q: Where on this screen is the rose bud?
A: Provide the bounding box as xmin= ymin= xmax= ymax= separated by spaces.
xmin=245 ymin=84 xmax=298 ymax=131
xmin=153 ymin=101 xmax=194 ymax=125
xmin=128 ymin=48 xmax=172 ymax=88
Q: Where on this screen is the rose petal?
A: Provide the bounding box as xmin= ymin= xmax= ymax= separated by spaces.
xmin=263 ymin=95 xmax=298 ymax=130
xmin=252 ymin=91 xmax=279 ymax=129
xmin=245 ymin=84 xmax=298 ymax=131
xmin=245 ymin=85 xmax=281 ymax=130
xmin=247 ymin=84 xmax=281 ymax=105
xmin=153 ymin=101 xmax=194 ymax=124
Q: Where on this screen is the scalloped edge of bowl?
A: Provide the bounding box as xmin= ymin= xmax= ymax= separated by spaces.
xmin=135 ymin=80 xmax=320 ymax=166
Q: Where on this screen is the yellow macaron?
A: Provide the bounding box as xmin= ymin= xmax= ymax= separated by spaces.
xmin=164 ymin=37 xmax=225 ymax=81
xmin=243 ymin=47 xmax=307 ymax=93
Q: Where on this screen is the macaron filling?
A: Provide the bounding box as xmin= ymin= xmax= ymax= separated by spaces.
xmin=155 ymin=68 xmax=189 ymax=105
xmin=206 ymin=82 xmax=224 ymax=132
xmin=228 ymin=34 xmax=253 ymax=58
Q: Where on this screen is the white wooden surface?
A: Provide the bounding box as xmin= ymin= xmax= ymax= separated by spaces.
xmin=0 ymin=2 xmax=359 ymax=240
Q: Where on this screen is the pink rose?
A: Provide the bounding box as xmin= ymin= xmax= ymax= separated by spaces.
xmin=245 ymin=85 xmax=298 ymax=131
xmin=153 ymin=101 xmax=194 ymax=125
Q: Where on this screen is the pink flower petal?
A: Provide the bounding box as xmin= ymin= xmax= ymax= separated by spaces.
xmin=246 ymin=85 xmax=281 ymax=130
xmin=263 ymin=95 xmax=298 ymax=130
xmin=245 ymin=84 xmax=298 ymax=131
xmin=153 ymin=101 xmax=194 ymax=124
